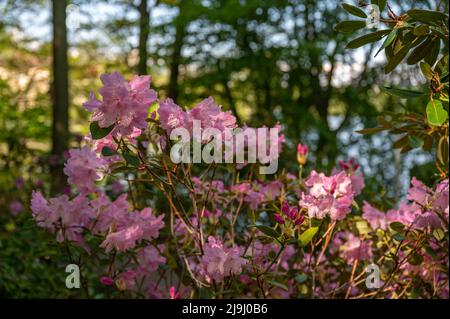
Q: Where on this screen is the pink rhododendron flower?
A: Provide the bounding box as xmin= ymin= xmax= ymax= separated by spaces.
xmin=362 ymin=201 xmax=388 ymax=230
xmin=84 ymin=72 xmax=157 ymax=136
xmin=136 ymin=245 xmax=166 ymax=275
xmin=363 ymin=178 xmax=449 ymax=231
xmin=299 ymin=171 xmax=355 ymax=220
xmin=100 ymin=208 xmax=164 ymax=253
xmin=333 ymin=158 xmax=365 ymax=195
xmin=117 ymin=270 xmax=137 ymax=290
xmin=200 ymin=236 xmax=247 ymax=283
xmin=407 ymin=177 xmax=432 ymax=206
xmin=30 ymin=191 xmax=94 ymax=245
xmin=158 ymin=98 xmax=191 ymax=134
xmin=336 ymin=232 xmax=373 ymax=263
xmin=63 ymin=146 xmax=107 ymax=194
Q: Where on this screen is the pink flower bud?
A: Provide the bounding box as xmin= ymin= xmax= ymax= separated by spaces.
xmin=274 ymin=214 xmax=285 ymax=224
xmin=294 ymin=215 xmax=305 ymax=226
xmin=100 ymin=276 xmax=114 ymax=286
xmin=297 ymin=143 xmax=308 ymax=156
xmin=289 ymin=208 xmax=299 ymax=220
xmin=297 ymin=144 xmax=308 ymax=165
xmin=281 ymin=201 xmax=290 ymax=215
xmin=170 ymin=286 xmax=180 ymax=299
xmin=339 ymin=160 xmax=350 ymax=170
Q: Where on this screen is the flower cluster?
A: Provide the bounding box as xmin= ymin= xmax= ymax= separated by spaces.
xmin=363 ymin=178 xmax=449 ymax=230
xmin=199 ymin=236 xmax=247 ymax=283
xmin=299 ymin=170 xmax=357 ymax=220
xmin=83 ymin=72 xmax=157 ymax=136
xmin=31 ymin=190 xmax=164 ymax=253
xmin=158 ymin=97 xmax=237 ymax=137
xmin=25 ymin=71 xmax=448 ymax=299
xmin=63 ymin=146 xmax=107 ymax=194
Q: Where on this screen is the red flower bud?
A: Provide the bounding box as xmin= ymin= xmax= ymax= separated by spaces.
xmin=274 ymin=214 xmax=285 ymax=224
xmin=281 ymin=201 xmax=290 ymax=215
xmin=294 ymin=215 xmax=305 ymax=226
xmin=297 ymin=143 xmax=308 ymax=165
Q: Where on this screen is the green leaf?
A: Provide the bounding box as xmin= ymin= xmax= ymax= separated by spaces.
xmin=426 ymin=100 xmax=448 ymax=126
xmin=377 ymin=0 xmax=387 ymax=11
xmin=294 ymin=274 xmax=308 ymax=283
xmin=90 ymin=122 xmax=115 ymax=140
xmin=267 ymin=280 xmax=289 ymax=291
xmin=407 ymin=9 xmax=448 ymax=23
xmin=374 ymin=28 xmax=397 ymax=57
xmin=355 ymin=127 xmax=386 ymax=134
xmin=419 ymin=62 xmax=433 ymax=80
xmin=334 ymin=20 xmax=367 ymax=33
xmin=389 ymin=222 xmax=405 ymax=233
xmin=408 ymin=135 xmax=424 ymax=149
xmin=413 ymin=25 xmax=429 ymax=36
xmin=384 ymin=44 xmax=410 ymax=73
xmin=407 ymin=252 xmax=424 ymax=266
xmin=380 ymin=86 xmax=424 ymax=98
xmin=425 ymin=246 xmax=438 ymax=260
xmin=342 ymin=3 xmax=367 ymax=18
xmin=299 ymin=227 xmax=319 ymax=247
xmin=123 ymin=150 xmax=140 ymax=166
xmin=406 ymin=37 xmax=433 ymax=65
xmin=435 ymin=54 xmax=449 ymax=76
xmin=101 ymin=146 xmax=117 ymax=157
xmin=253 ymin=225 xmax=280 ymax=239
xmin=424 ymin=38 xmax=440 ymax=66
xmin=346 ymin=30 xmax=390 ymax=49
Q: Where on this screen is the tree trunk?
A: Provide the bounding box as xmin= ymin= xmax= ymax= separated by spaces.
xmin=51 ymin=0 xmax=69 ymax=194
xmin=137 ymin=0 xmax=150 ymax=75
xmin=168 ymin=4 xmax=186 ymax=101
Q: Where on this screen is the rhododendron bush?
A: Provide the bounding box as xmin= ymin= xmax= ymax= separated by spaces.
xmin=29 ymin=72 xmax=449 ymax=299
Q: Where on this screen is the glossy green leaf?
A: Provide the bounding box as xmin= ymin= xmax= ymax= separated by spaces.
xmin=424 ymin=38 xmax=440 ymax=66
xmin=435 ymin=54 xmax=449 ymax=76
xmin=380 ymin=86 xmax=424 ymax=98
xmin=253 ymin=225 xmax=280 ymax=239
xmin=355 ymin=127 xmax=386 ymax=134
xmin=123 ymin=150 xmax=140 ymax=166
xmin=407 ymin=9 xmax=448 ymax=23
xmin=101 ymin=146 xmax=117 ymax=157
xmin=390 ymin=222 xmax=405 ymax=233
xmin=90 ymin=121 xmax=115 ymax=140
xmin=342 ymin=3 xmax=367 ymax=18
xmin=426 ymin=99 xmax=448 ymax=126
xmin=334 ymin=20 xmax=366 ymax=33
xmin=346 ymin=30 xmax=390 ymax=49
xmin=419 ymin=62 xmax=433 ymax=80
xmin=413 ymin=25 xmax=429 ymax=36
xmin=384 ymin=44 xmax=410 ymax=73
xmin=299 ymin=227 xmax=319 ymax=247
xmin=406 ymin=37 xmax=433 ymax=65
xmin=374 ymin=28 xmax=397 ymax=57
xmin=408 ymin=135 xmax=424 ymax=149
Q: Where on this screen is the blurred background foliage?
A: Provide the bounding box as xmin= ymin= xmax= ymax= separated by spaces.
xmin=0 ymin=0 xmax=447 ymax=297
